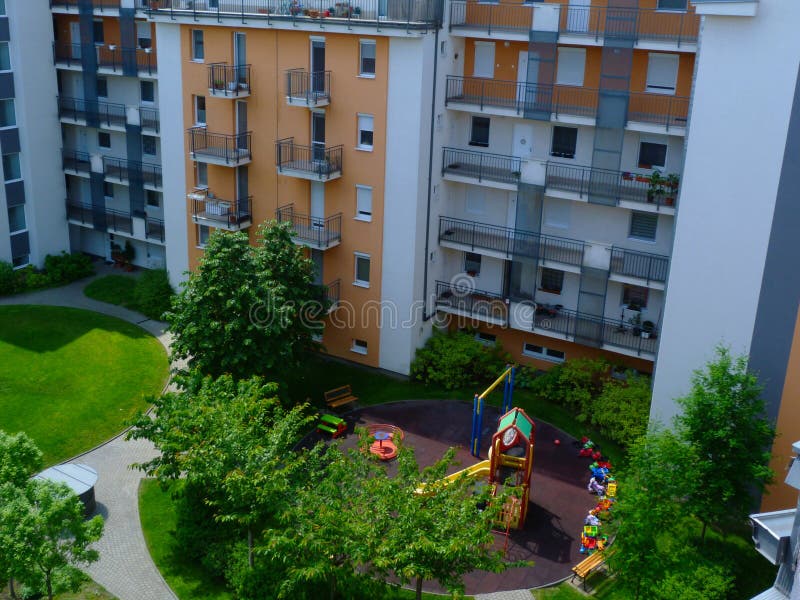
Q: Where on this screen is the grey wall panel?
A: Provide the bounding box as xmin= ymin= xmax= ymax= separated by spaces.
xmin=0 ymin=127 xmax=20 ymax=154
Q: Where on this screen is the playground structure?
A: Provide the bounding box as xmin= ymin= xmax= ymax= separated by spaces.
xmin=471 ymin=365 xmax=516 ymax=458
xmin=365 ymin=423 xmax=404 ymax=460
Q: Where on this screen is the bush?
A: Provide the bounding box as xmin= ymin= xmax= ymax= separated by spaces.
xmin=134 ymin=269 xmax=174 ymax=320
xmin=0 ymin=260 xmax=21 ymax=295
xmin=411 ymin=330 xmax=511 ymax=390
xmin=592 ymin=372 xmax=652 ymax=447
xmin=527 ymin=358 xmax=609 ymax=422
xmin=43 ymin=252 xmax=94 ymax=285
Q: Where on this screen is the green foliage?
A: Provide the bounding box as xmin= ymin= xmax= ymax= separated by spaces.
xmin=410 ymin=330 xmax=511 ymax=390
xmin=591 ymin=373 xmax=652 ymax=447
xmin=527 ymin=358 xmax=609 ymax=422
xmin=0 ymin=431 xmax=42 ymax=489
xmin=675 ymin=345 xmax=776 ymax=535
xmin=83 ymin=275 xmax=138 ymax=310
xmin=0 ymin=261 xmax=18 ymax=295
xmin=43 ymin=253 xmax=94 ymax=285
xmin=134 ymin=269 xmax=174 ymax=320
xmin=655 ymin=561 xmax=733 ymax=600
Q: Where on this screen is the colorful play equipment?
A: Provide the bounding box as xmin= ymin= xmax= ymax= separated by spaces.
xmin=470 ymin=365 xmax=516 ymax=458
xmin=317 ymin=414 xmax=347 ymax=438
xmin=365 ymin=423 xmax=404 ymax=460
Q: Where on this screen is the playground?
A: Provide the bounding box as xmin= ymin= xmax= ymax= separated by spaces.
xmin=311 ymin=398 xmax=597 ymax=594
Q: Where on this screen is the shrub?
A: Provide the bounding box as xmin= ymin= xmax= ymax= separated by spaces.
xmin=527 ymin=358 xmax=609 ymax=422
xmin=592 ymin=372 xmax=652 ymax=447
xmin=411 ymin=330 xmax=511 ymax=390
xmin=0 ymin=260 xmax=20 ymax=295
xmin=43 ymin=252 xmax=94 ymax=285
xmin=134 ymin=269 xmax=174 ymax=320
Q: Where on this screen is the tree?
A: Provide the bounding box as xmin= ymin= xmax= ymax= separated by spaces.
xmin=592 ymin=372 xmax=652 ymax=447
xmin=166 ymin=221 xmax=322 ymax=381
xmin=675 ymin=345 xmax=776 ymax=540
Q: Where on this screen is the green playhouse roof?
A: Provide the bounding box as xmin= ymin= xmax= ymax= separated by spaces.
xmin=498 ymin=408 xmax=534 ymax=442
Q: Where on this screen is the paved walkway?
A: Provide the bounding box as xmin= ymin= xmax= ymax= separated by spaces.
xmin=0 ymin=266 xmax=178 ymax=600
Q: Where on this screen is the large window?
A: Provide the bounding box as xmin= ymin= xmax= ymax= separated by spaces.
xmin=140 ymin=81 xmax=155 ymax=104
xmin=198 ymin=224 xmax=211 ymax=247
xmin=142 ymin=135 xmax=157 ymax=156
xmin=146 ymin=190 xmax=160 ymax=207
xmin=539 ymin=268 xmax=564 ymax=294
xmin=97 ymin=77 xmax=108 ymax=98
xmin=194 ymin=95 xmax=206 ymax=126
xmin=551 ymin=126 xmax=578 ymax=159
xmin=473 ymin=42 xmax=495 ymax=78
xmin=93 ymin=20 xmax=104 ymax=45
xmin=623 ymin=285 xmax=649 ymax=309
xmin=0 ymin=99 xmax=15 ymax=128
xmin=137 ymin=21 xmax=152 ymax=49
xmin=469 ymin=116 xmax=490 ymax=147
xmin=0 ymin=42 xmax=10 ymax=71
xmin=357 ymin=114 xmax=374 ymax=150
xmin=103 ymin=181 xmax=114 ymax=199
xmin=638 ymin=141 xmax=667 ymax=170
xmin=196 ymin=162 xmax=208 ymax=188
xmin=354 ymin=253 xmax=371 ymax=287
xmin=356 ymin=185 xmax=372 ymax=221
xmin=646 ymin=53 xmax=679 ymax=95
xmin=556 ymin=47 xmax=586 ymax=86
xmin=629 ymin=212 xmax=658 ymax=241
xmin=464 ymin=251 xmax=481 ymax=276
xmin=7 ymin=205 xmax=25 ymax=233
xmin=2 ymin=152 xmax=20 ymax=181
xmin=359 ymin=40 xmax=376 ymax=76
xmin=98 ymin=131 xmax=111 ymax=149
xmin=192 ymin=30 xmax=205 ymax=61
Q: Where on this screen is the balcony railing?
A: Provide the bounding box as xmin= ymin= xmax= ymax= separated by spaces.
xmin=627 ymin=92 xmax=689 ymax=130
xmin=53 ymin=42 xmax=83 ymax=68
xmin=435 ymin=280 xmax=509 ymax=325
xmin=285 ymin=69 xmax=331 ymax=106
xmin=190 ymin=193 xmax=253 ymax=230
xmin=58 ymin=96 xmax=127 ymax=128
xmin=66 ymin=200 xmax=133 ymax=234
xmin=50 ymin=0 xmax=120 ymax=10
xmin=610 ymin=247 xmax=669 ymax=285
xmin=532 ymin=306 xmax=658 ymax=356
xmin=139 ymin=106 xmax=160 ymax=133
xmin=449 ymin=1 xmax=699 ymax=45
xmin=442 ymin=147 xmax=521 ymax=186
xmin=276 ymin=204 xmax=342 ymax=250
xmin=189 ymin=128 xmax=252 ymax=165
xmin=439 ymin=216 xmax=585 ymax=267
xmin=144 ymin=0 xmax=442 ymax=31
xmin=323 ymin=279 xmax=341 ymax=309
xmin=62 ymin=149 xmax=91 ymax=175
xmin=145 ymin=216 xmax=165 ymax=242
xmin=96 ymin=45 xmax=157 ymax=75
xmin=275 ymin=138 xmax=342 ymax=180
xmin=208 ymin=63 xmax=251 ymax=98
xmin=103 ymin=157 xmax=163 ymax=189
xmin=544 ymin=162 xmax=678 ymax=209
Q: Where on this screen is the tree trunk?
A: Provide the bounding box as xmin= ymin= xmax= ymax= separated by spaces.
xmin=46 ymin=571 xmax=53 ymax=600
xmin=9 ymin=577 xmax=16 ymax=599
xmin=329 ymin=574 xmax=336 ymax=600
xmin=416 ymin=577 xmax=424 ymax=600
xmin=247 ymin=528 xmax=254 ymax=568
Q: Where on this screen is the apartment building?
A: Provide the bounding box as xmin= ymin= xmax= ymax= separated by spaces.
xmin=0 ymin=1 xmax=69 ymax=268
xmin=51 ymin=0 xmax=166 ymax=269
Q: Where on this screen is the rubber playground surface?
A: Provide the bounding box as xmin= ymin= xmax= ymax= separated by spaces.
xmin=314 ymin=400 xmax=598 ymax=595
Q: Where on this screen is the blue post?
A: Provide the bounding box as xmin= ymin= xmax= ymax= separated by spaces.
xmin=476 ymin=396 xmax=484 ymax=457
xmin=502 ymin=375 xmax=509 ymax=414
xmin=471 ymin=394 xmax=480 ymax=457
xmin=508 ymin=366 xmax=516 ymax=411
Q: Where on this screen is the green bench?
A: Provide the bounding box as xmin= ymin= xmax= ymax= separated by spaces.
xmin=317 ymin=413 xmax=346 ymax=438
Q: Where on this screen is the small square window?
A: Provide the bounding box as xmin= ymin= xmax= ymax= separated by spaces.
xmin=0 ymin=99 xmax=15 ymax=128
xmin=539 ymin=268 xmax=564 ymax=294
xmin=194 ymin=95 xmax=206 ymax=126
xmin=469 ymin=116 xmax=490 ymax=147
xmin=198 ymin=224 xmax=211 ymax=247
xmin=551 ymin=126 xmax=577 ymax=159
xmin=142 ymin=135 xmax=157 ymax=156
xmin=146 ymin=190 xmax=160 ymax=207
xmin=7 ymin=205 xmax=25 ymax=233
xmin=638 ymin=142 xmax=667 ymax=170
xmin=623 ymin=284 xmax=649 ymax=309
xmin=93 ymin=20 xmax=105 ymax=45
xmin=103 ymin=181 xmax=114 ymax=199
xmin=192 ymin=30 xmax=204 ymax=61
xmin=475 ymin=331 xmax=497 ymax=346
xmin=351 ymin=339 xmax=369 ymax=355
xmin=464 ymin=252 xmax=481 ymax=276
xmin=97 ymin=77 xmax=108 ymax=98
xmin=355 ymin=253 xmax=370 ymax=287
xmin=359 ymin=40 xmax=376 ymax=76
xmin=357 ymin=114 xmax=374 ymax=150
xmin=356 ymin=185 xmax=372 ymax=221
xmin=98 ymin=132 xmax=111 ymax=149
xmin=523 ymin=342 xmax=566 ymax=363
xmin=657 ymin=0 xmax=687 ymax=8
xmin=196 ymin=162 xmax=208 ymax=188
xmin=0 ymin=43 xmax=10 ymax=72
xmin=12 ymin=254 xmax=28 ymax=268
xmin=629 ymin=211 xmax=658 ymax=241
xmin=2 ymin=152 xmax=20 ymax=181
xmin=141 ymin=81 xmax=155 ymax=104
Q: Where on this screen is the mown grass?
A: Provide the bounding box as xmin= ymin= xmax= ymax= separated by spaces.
xmin=83 ymin=275 xmax=139 ymax=311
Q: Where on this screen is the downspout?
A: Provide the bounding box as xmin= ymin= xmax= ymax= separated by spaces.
xmin=422 ymin=24 xmax=441 ymax=322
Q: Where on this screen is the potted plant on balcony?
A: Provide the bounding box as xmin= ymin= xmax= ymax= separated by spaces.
xmin=641 ymin=320 xmax=655 ymax=339
xmin=629 ymin=311 xmax=642 ymax=337
xmin=664 ymin=173 xmax=679 ymax=206
xmin=213 ymin=79 xmax=225 ymax=91
xmin=353 ymin=6 xmax=361 ymax=17
xmin=647 ymin=170 xmax=666 ymax=204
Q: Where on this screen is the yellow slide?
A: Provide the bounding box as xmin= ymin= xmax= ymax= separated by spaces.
xmin=415 ymin=460 xmax=491 ymax=495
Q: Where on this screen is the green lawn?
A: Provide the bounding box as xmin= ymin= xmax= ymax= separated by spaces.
xmin=83 ymin=275 xmax=139 ymax=311
xmin=0 ymin=305 xmax=168 ymax=464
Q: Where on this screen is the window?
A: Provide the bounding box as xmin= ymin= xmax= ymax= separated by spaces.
xmin=475 ymin=331 xmax=497 ymax=346
xmin=556 ymin=47 xmax=586 ymax=86
xmin=623 ymin=285 xmax=649 ymax=309
xmin=464 ymin=251 xmax=481 ymax=276
xmin=198 ymin=224 xmax=211 ymax=247
xmin=93 ymin=20 xmax=104 ymax=45
xmin=196 ymin=162 xmax=208 ymax=188
xmin=7 ymin=205 xmax=25 ymax=233
xmin=0 ymin=42 xmax=9 ymax=71
xmin=551 ymin=126 xmax=578 ymax=159
xmin=354 ymin=253 xmax=371 ymax=287
xmin=146 ymin=190 xmax=160 ymax=207
xmin=638 ymin=141 xmax=667 ymax=170
xmin=357 ymin=114 xmax=374 ymax=150
xmin=140 ymin=81 xmax=155 ymax=104
xmin=473 ymin=42 xmax=495 ymax=78
xmin=523 ymin=343 xmax=565 ymax=363
xmin=98 ymin=131 xmax=111 ymax=149
xmin=351 ymin=339 xmax=368 ymax=355
xmin=103 ymin=181 xmax=114 ymax=199
xmin=137 ymin=21 xmax=152 ymax=49
xmin=539 ymin=268 xmax=564 ymax=294
xmin=97 ymin=77 xmax=108 ymax=98
xmin=469 ymin=116 xmax=490 ymax=147
xmin=356 ymin=185 xmax=372 ymax=221
xmin=192 ymin=30 xmax=204 ymax=61
xmin=646 ymin=53 xmax=679 ymax=95
xmin=359 ymin=40 xmax=376 ymax=76
xmin=2 ymin=152 xmax=20 ymax=181
xmin=0 ymin=99 xmax=15 ymax=128
xmin=194 ymin=95 xmax=206 ymax=126
xmin=657 ymin=0 xmax=687 ymax=9
xmin=12 ymin=253 xmax=28 ymax=268
xmin=142 ymin=135 xmax=157 ymax=156
xmin=0 ymin=0 xmax=5 ymax=15
xmin=629 ymin=212 xmax=658 ymax=241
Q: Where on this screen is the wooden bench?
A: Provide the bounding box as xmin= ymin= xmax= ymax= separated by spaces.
xmin=324 ymin=385 xmax=358 ymax=409
xmin=571 ymin=551 xmax=606 ymax=590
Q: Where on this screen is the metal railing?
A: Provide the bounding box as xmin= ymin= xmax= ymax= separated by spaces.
xmin=323 ymin=279 xmax=341 ymax=308
xmin=189 ymin=128 xmax=252 ymax=165
xmin=139 ymin=106 xmax=160 ymax=133
xmin=610 ymin=247 xmax=669 ymax=285
xmin=62 ymin=149 xmax=91 ymax=174
xmin=66 ymin=199 xmax=133 ymax=234
xmin=144 ymin=0 xmax=443 ymax=31
xmin=545 ymin=162 xmax=678 ymax=209
xmin=285 ymin=69 xmax=331 ymax=106
xmin=145 ymin=216 xmax=165 ymax=242
xmin=57 ymin=96 xmax=127 ymax=128
xmin=65 ymin=199 xmax=93 ymax=224
xmin=96 ymin=46 xmax=157 ymax=75
xmin=53 ymin=42 xmax=83 ymax=68
xmin=627 ymin=92 xmax=689 ymax=130
xmin=50 ymin=0 xmax=120 ymax=10
xmin=208 ymin=63 xmax=252 ymax=97
xmin=448 ymin=0 xmax=533 ymax=34
xmin=191 ymin=195 xmax=253 ymax=229
xmin=439 ymin=216 xmax=585 ymax=267
xmin=435 ymin=280 xmax=509 ymax=325
xmin=103 ymin=157 xmax=163 ymax=189
xmin=442 ymin=147 xmax=521 ymax=186
xmin=276 ymin=204 xmax=342 ymax=249
xmin=275 ymin=138 xmax=342 ymax=179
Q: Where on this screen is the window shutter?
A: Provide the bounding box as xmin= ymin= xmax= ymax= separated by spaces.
xmin=646 ymin=53 xmax=679 ymax=94
xmin=473 ymin=42 xmax=495 ymax=78
xmin=556 ymin=47 xmax=586 ymax=86
xmin=629 ymin=212 xmax=658 ymax=240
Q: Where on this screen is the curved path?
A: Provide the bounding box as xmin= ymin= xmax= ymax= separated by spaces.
xmin=0 ymin=265 xmax=178 ymax=600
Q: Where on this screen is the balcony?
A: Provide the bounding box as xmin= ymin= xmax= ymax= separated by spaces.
xmin=544 ymin=162 xmax=678 ymax=212
xmin=143 ymin=0 xmax=442 ymax=31
xmin=435 ymin=280 xmax=508 ymax=327
xmin=53 ymin=43 xmax=83 ymax=69
xmin=442 ymin=147 xmax=520 ymax=190
xmin=189 ymin=190 xmax=252 ymax=232
xmin=627 ymin=92 xmax=689 ymax=132
xmin=208 ymin=63 xmax=251 ymax=99
xmin=322 ymin=279 xmax=341 ymax=312
xmin=96 ymin=45 xmax=157 ymax=76
xmin=139 ymin=106 xmax=160 ymax=134
xmin=62 ymin=149 xmax=91 ymax=176
xmin=609 ymin=247 xmax=669 ymax=288
xmin=448 ymin=1 xmax=699 ymax=47
xmin=276 ymin=204 xmax=342 ymax=250
xmin=58 ymin=96 xmax=127 ymax=129
xmin=145 ymin=216 xmax=165 ymax=242
xmin=50 ymin=0 xmax=119 ymax=11
xmin=285 ymin=69 xmax=331 ymax=108
xmin=439 ymin=216 xmax=585 ymax=268
xmin=103 ymin=157 xmax=163 ymax=189
xmin=275 ymin=138 xmax=342 ymax=182
xmin=189 ymin=128 xmax=252 ymax=167
xmin=66 ymin=199 xmax=133 ymax=235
